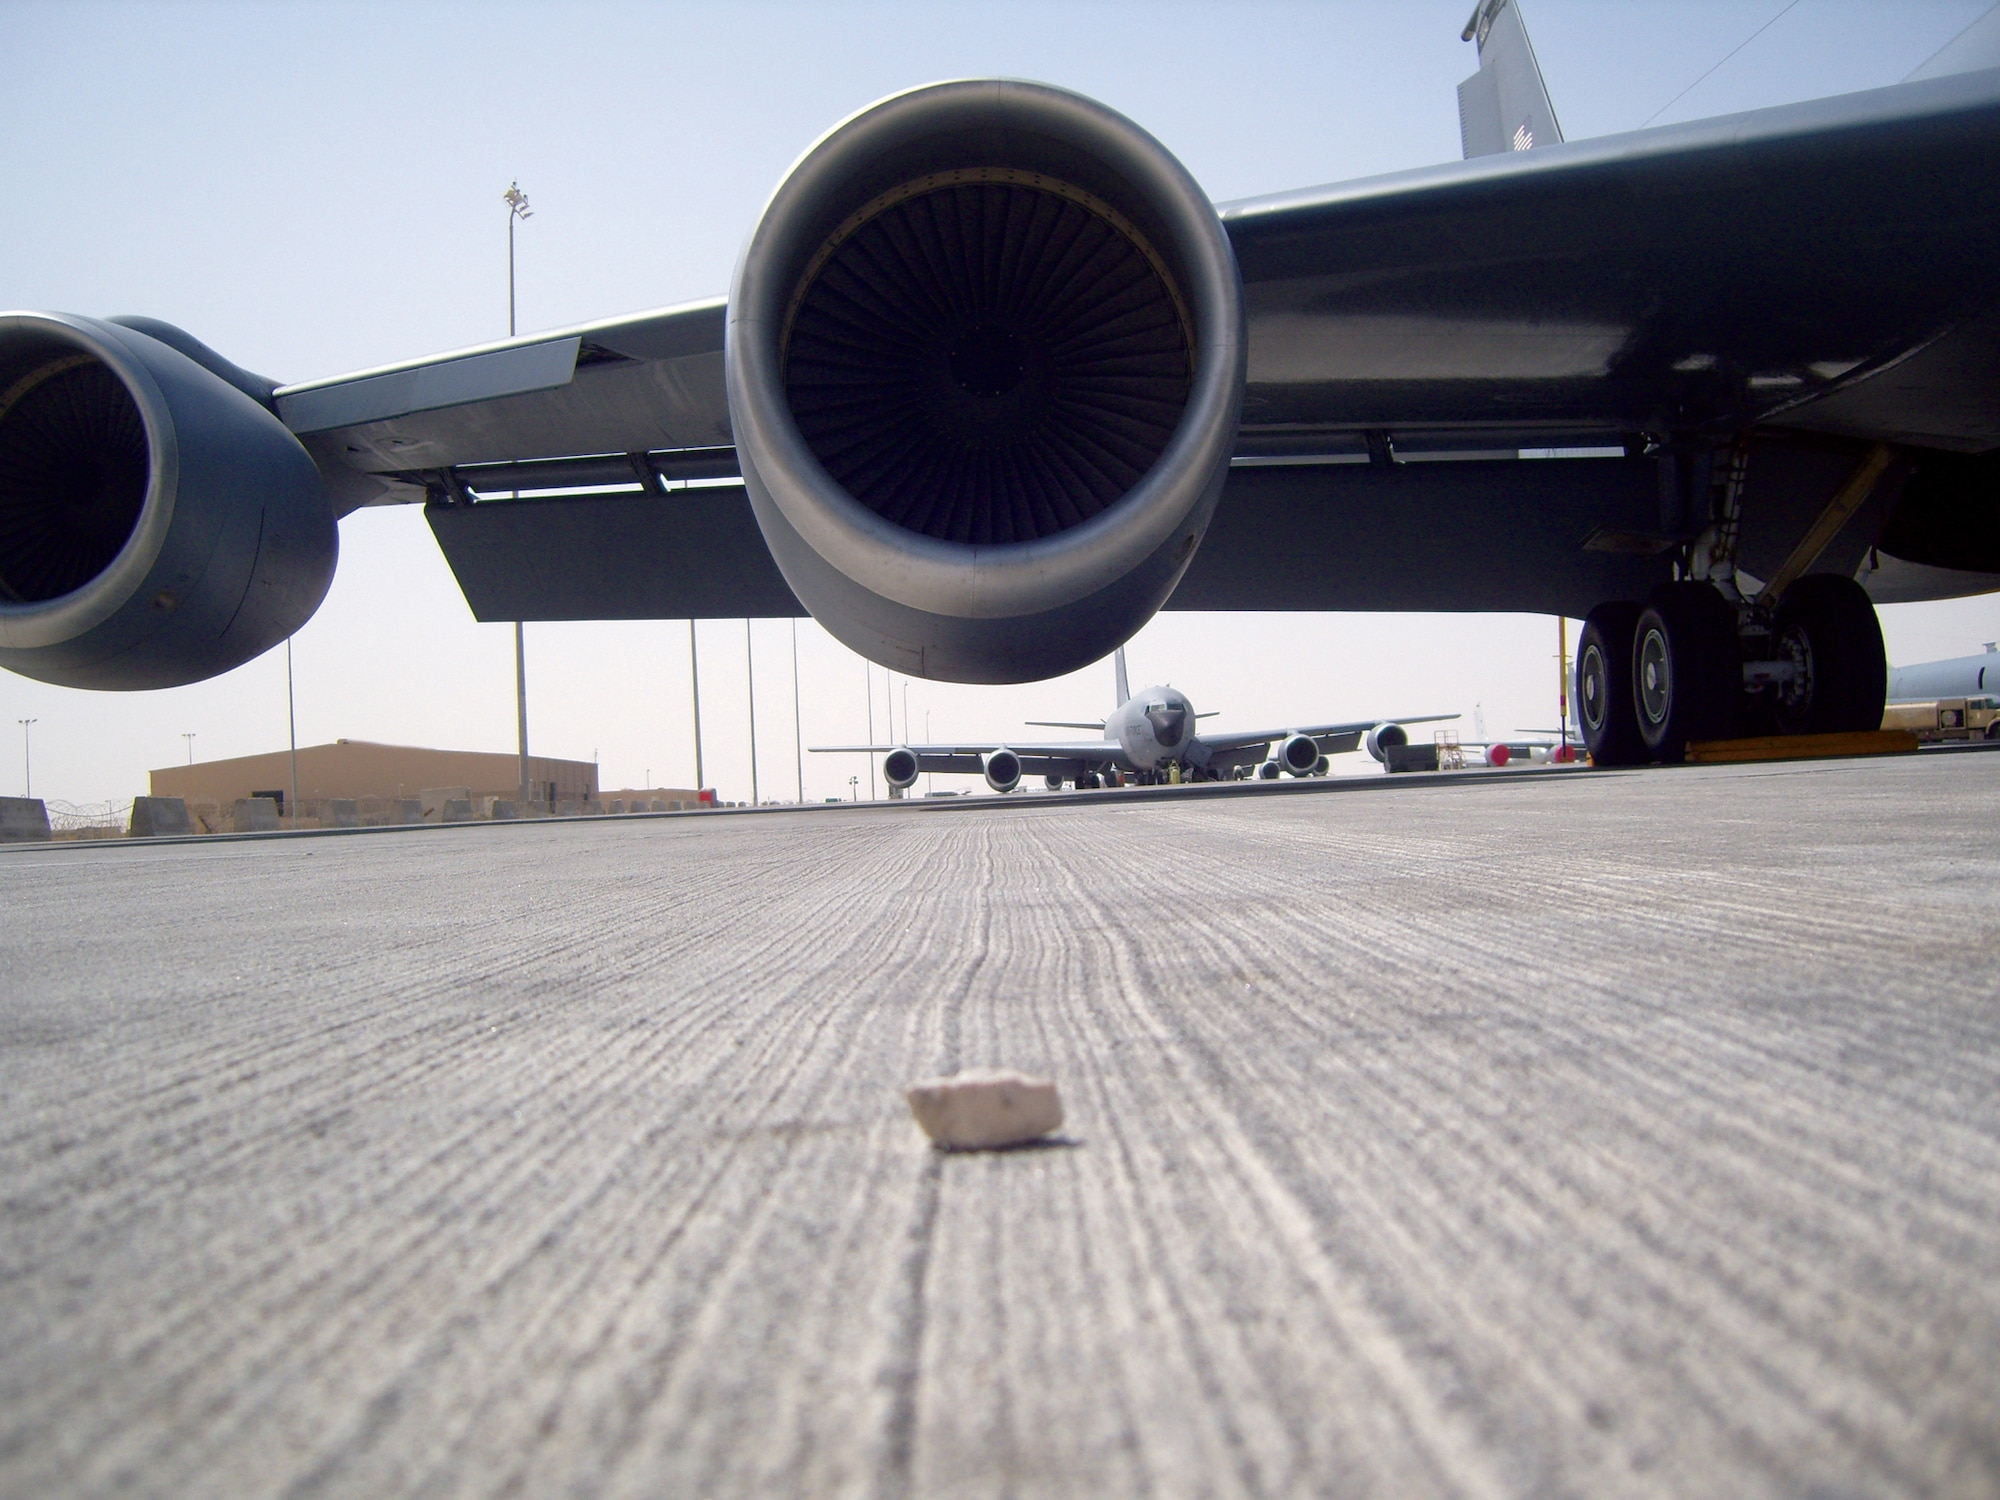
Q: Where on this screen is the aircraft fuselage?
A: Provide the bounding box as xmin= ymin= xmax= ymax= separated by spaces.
xmin=1104 ymin=684 xmax=1201 ymax=772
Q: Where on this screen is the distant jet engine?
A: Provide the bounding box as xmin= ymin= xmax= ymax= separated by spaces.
xmin=0 ymin=313 xmax=336 ymax=690
xmin=1365 ymin=723 xmax=1410 ymax=762
xmin=1256 ymin=758 xmax=1282 ymax=780
xmin=983 ymin=747 xmax=1023 ymax=793
xmin=726 ymin=80 xmax=1246 ymax=683
xmin=1279 ymin=732 xmax=1321 ymax=776
xmin=882 ymin=746 xmax=920 ymax=789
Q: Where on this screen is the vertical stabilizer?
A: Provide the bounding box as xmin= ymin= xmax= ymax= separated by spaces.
xmin=1458 ymin=0 xmax=1563 ymax=158
xmin=1114 ymin=647 xmax=1130 ymax=709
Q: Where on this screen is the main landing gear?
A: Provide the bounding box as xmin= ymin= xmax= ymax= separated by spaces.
xmin=1578 ymin=574 xmax=1887 ymax=765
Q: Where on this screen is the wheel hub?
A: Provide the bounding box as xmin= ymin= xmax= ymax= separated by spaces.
xmin=1638 ymin=627 xmax=1672 ymax=727
xmin=1773 ymin=624 xmax=1815 ymax=726
xmin=1580 ymin=645 xmax=1606 ymax=731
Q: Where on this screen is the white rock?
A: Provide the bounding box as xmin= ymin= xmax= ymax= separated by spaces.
xmin=905 ymin=1068 xmax=1063 ymax=1150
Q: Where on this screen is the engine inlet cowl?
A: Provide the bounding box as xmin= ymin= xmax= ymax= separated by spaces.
xmin=728 ymin=80 xmax=1244 ymax=683
xmin=0 ymin=313 xmax=335 ymax=690
xmin=1280 ymin=733 xmax=1322 ymax=776
xmin=883 ymin=746 xmax=920 ymax=788
xmin=983 ymin=747 xmax=1023 ymax=793
xmin=1366 ymin=723 xmax=1410 ymax=763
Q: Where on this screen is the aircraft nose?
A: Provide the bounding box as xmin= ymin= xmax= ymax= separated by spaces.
xmin=1148 ymin=705 xmax=1186 ymax=746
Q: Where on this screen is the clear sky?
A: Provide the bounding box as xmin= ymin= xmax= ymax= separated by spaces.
xmin=5 ymin=0 xmax=1998 ymax=807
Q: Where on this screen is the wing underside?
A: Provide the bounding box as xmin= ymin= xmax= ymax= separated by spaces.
xmin=281 ymin=69 xmax=2000 ymax=619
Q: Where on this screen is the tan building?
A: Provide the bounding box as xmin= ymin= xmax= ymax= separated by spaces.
xmin=150 ymin=739 xmax=600 ymax=815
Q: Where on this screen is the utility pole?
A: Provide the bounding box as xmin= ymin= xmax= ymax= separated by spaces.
xmin=745 ymin=619 xmax=759 ymax=806
xmin=689 ymin=620 xmax=705 ymax=792
xmin=791 ymin=617 xmax=804 ymax=804
xmin=18 ymin=719 xmax=35 ymax=797
xmin=1556 ymin=617 xmax=1571 ymax=757
xmin=504 ymin=181 xmax=534 ymax=809
xmin=182 ymin=732 xmax=196 ymax=765
xmin=864 ymin=661 xmax=876 ymax=799
xmin=286 ymin=637 xmax=299 ymax=827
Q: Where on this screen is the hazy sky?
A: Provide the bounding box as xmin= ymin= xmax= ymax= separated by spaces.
xmin=5 ymin=0 xmax=1998 ymax=807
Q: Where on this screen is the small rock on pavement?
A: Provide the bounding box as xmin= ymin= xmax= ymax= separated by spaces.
xmin=905 ymin=1068 xmax=1063 ymax=1150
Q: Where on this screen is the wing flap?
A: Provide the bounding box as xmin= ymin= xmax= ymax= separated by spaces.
xmin=283 ymin=299 xmax=732 ymax=480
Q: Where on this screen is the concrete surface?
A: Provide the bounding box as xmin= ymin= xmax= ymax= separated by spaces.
xmin=2 ymin=753 xmax=1997 ymax=1498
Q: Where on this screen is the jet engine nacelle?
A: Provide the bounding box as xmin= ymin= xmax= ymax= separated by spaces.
xmin=882 ymin=746 xmax=920 ymax=789
xmin=1279 ymin=732 xmax=1321 ymax=776
xmin=983 ymin=747 xmax=1023 ymax=793
xmin=0 ymin=313 xmax=336 ymax=690
xmin=726 ymin=80 xmax=1246 ymax=683
xmin=1365 ymin=723 xmax=1410 ymax=762
xmin=1256 ymin=758 xmax=1282 ymax=780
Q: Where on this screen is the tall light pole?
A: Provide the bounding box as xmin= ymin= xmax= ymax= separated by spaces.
xmin=504 ymin=181 xmax=534 ymax=808
xmin=864 ymin=661 xmax=876 ymax=800
xmin=745 ymin=618 xmax=760 ymax=806
xmin=18 ymin=720 xmax=36 ymax=797
xmin=790 ymin=617 xmax=804 ymax=804
xmin=182 ymin=732 xmax=196 ymax=765
xmin=689 ymin=620 xmax=705 ymax=791
xmin=285 ymin=637 xmax=299 ymax=826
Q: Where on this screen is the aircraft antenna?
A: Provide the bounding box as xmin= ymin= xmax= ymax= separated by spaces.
xmin=1641 ymin=0 xmax=1803 ymax=127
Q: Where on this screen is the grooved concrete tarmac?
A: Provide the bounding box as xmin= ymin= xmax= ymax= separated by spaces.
xmin=3 ymin=754 xmax=1998 ymax=1498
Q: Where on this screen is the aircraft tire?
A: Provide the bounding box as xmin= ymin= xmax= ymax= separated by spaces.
xmin=1768 ymin=575 xmax=1888 ymax=735
xmin=1578 ymin=601 xmax=1645 ymax=766
xmin=1633 ymin=582 xmax=1739 ymax=763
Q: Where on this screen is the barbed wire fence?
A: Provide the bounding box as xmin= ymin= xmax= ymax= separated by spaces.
xmin=42 ymin=799 xmax=135 ymax=838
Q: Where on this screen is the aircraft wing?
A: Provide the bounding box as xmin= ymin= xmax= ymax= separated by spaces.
xmin=1198 ymin=714 xmax=1460 ymax=758
xmin=811 ymin=740 xmax=1124 ymax=776
xmin=276 ymin=68 xmax=2000 ymax=628
xmin=274 ymin=298 xmax=732 ymax=514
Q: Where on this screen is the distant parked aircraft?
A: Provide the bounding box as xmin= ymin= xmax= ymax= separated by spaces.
xmin=1887 ymin=643 xmax=2000 ymax=701
xmin=812 ymin=649 xmax=1453 ymax=792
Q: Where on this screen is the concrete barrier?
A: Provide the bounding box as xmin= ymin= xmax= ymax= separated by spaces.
xmin=127 ymin=797 xmax=191 ymax=838
xmin=441 ymin=799 xmax=475 ymax=823
xmin=327 ymin=799 xmax=360 ymax=828
xmin=489 ymin=800 xmax=520 ymax=820
xmin=233 ymin=798 xmax=280 ymax=833
xmin=0 ymin=797 xmax=51 ymax=843
xmin=420 ymin=787 xmax=473 ymax=822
